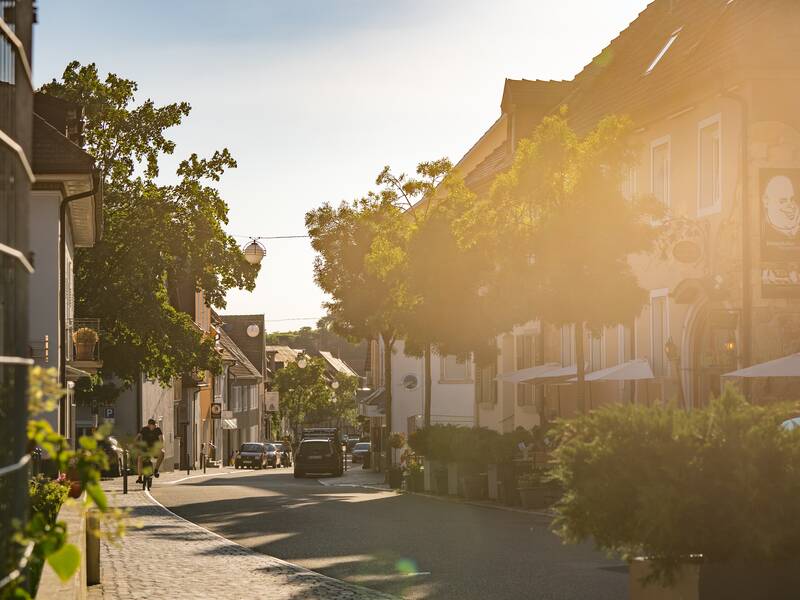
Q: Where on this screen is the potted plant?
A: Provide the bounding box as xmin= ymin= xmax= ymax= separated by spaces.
xmin=72 ymin=326 xmax=99 ymax=360
xmin=516 ymin=468 xmax=559 ymax=510
xmin=551 ymin=385 xmax=800 ymax=599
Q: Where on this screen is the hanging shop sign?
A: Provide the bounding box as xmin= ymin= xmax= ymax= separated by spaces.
xmin=760 ymin=169 xmax=800 ymax=297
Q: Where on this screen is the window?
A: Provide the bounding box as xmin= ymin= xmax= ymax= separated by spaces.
xmin=621 ymin=166 xmax=637 ymax=201
xmin=560 ymin=325 xmax=575 ymax=366
xmin=650 ymin=291 xmax=670 ymax=377
xmin=651 ymin=137 xmax=671 ymax=207
xmin=441 ymin=355 xmax=470 ymax=382
xmin=645 ymin=28 xmax=681 ymax=76
xmin=516 ymin=334 xmax=536 ymax=406
xmin=587 ymin=331 xmax=604 ymax=371
xmin=698 ymin=115 xmax=721 ymax=215
xmin=618 ymin=324 xmax=633 ymax=363
xmin=249 ymin=386 xmax=258 ymax=410
xmin=475 ymin=362 xmax=497 ymax=405
xmin=214 ymin=372 xmax=224 ymax=399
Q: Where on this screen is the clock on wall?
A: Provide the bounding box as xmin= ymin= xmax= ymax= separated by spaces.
xmin=246 ymin=324 xmax=260 ymax=338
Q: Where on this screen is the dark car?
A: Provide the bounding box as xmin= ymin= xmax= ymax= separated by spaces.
xmin=272 ymin=442 xmax=292 ymax=467
xmin=351 ymin=441 xmax=371 ymax=464
xmin=99 ymin=436 xmax=125 ymax=476
xmin=294 ymin=438 xmax=343 ymax=478
xmin=235 ymin=443 xmax=271 ymax=469
xmin=264 ymin=443 xmax=282 ymax=468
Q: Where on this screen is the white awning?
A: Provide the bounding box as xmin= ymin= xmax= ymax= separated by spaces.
xmin=222 ymin=418 xmax=238 ymax=430
xmin=495 ymin=363 xmax=562 ymax=384
xmin=571 ymin=359 xmax=655 ymax=382
xmin=723 ymin=353 xmax=800 ymax=378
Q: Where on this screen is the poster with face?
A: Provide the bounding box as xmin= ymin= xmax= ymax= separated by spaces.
xmin=761 ymin=169 xmax=800 ymax=297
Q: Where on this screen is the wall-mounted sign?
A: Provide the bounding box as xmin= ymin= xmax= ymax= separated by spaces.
xmin=210 ymin=402 xmax=222 ymax=418
xmin=672 ymin=240 xmax=702 ymax=264
xmin=761 ymin=169 xmax=800 ymax=297
xmin=103 ymin=406 xmax=115 ymax=420
xmin=264 ymin=391 xmax=280 ymax=412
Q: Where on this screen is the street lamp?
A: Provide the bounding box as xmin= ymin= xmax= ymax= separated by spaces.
xmin=331 ymin=380 xmax=340 ymax=390
xmin=297 ymin=354 xmax=307 ymax=369
xmin=243 ymin=239 xmax=266 ymax=265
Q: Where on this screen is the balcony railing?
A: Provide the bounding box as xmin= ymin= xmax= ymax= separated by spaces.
xmin=27 ymin=335 xmax=49 ymax=367
xmin=66 ymin=318 xmax=101 ymax=364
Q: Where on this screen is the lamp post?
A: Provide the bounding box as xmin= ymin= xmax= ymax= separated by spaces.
xmin=664 ymin=337 xmax=686 ymax=409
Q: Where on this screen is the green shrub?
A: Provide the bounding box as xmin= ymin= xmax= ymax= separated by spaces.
xmin=29 ymin=475 xmax=69 ymax=526
xmin=551 ymin=385 xmax=800 ymax=584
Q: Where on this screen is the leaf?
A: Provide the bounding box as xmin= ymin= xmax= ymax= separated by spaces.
xmin=46 ymin=543 xmax=80 ymax=581
xmin=86 ymin=482 xmax=108 ymax=511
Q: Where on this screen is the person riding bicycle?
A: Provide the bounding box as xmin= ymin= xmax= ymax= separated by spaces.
xmin=136 ymin=418 xmax=165 ymax=484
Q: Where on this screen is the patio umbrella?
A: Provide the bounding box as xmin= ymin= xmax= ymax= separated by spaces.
xmin=723 ymin=353 xmax=800 ymax=378
xmin=781 ymin=417 xmax=800 ymax=431
xmin=495 ymin=363 xmax=562 ymax=384
xmin=566 ymin=359 xmax=655 ymax=382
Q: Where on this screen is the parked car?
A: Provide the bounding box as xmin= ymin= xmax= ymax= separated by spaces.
xmin=272 ymin=442 xmax=292 ymax=467
xmin=264 ymin=443 xmax=282 ymax=468
xmin=351 ymin=441 xmax=371 ymax=464
xmin=99 ymin=436 xmax=125 ymax=476
xmin=294 ymin=438 xmax=343 ymax=478
xmin=346 ymin=436 xmax=360 ymax=452
xmin=235 ymin=443 xmax=273 ymax=469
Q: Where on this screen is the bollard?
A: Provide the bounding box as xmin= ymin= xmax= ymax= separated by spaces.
xmin=123 ymin=450 xmax=128 ymax=494
xmin=86 ymin=509 xmax=101 ymax=585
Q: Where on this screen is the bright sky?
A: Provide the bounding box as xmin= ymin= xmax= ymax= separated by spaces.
xmin=35 ymin=0 xmax=649 ymax=331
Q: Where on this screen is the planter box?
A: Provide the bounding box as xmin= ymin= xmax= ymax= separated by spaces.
xmin=405 ymin=471 xmax=423 ymax=492
xmin=487 ymin=464 xmax=499 ymax=500
xmin=461 ymin=473 xmax=487 ymax=501
xmin=518 ymin=485 xmax=560 ymax=510
xmin=630 ymin=558 xmax=800 ymax=600
xmin=447 ymin=462 xmax=460 ymax=496
xmin=432 ymin=467 xmax=448 ymax=496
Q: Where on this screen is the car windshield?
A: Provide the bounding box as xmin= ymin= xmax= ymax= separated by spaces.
xmin=298 ymin=440 xmax=331 ymax=455
xmin=354 ymin=443 xmax=370 ymax=451
xmin=264 ymin=444 xmax=275 ymax=451
xmin=240 ymin=444 xmax=262 ymax=453
xmin=272 ymin=443 xmax=284 ymax=450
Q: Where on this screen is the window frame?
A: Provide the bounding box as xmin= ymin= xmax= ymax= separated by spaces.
xmin=697 ymin=113 xmax=722 ymax=217
xmin=649 ymin=289 xmax=670 ymax=378
xmin=440 ymin=354 xmax=472 ymax=384
xmin=650 ymin=135 xmax=672 ymax=208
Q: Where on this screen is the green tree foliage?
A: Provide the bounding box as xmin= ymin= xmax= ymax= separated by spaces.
xmin=458 ymin=112 xmax=663 ymax=411
xmin=42 ymin=62 xmax=258 ymax=385
xmin=306 ymin=193 xmax=411 ymax=443
xmin=272 ymin=357 xmax=348 ymax=440
xmin=551 ymin=386 xmax=800 ymax=585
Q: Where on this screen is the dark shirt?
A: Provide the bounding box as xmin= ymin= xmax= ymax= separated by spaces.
xmin=139 ymin=426 xmax=162 ymax=448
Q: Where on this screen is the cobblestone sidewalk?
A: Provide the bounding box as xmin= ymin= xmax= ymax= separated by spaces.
xmin=88 ymin=481 xmax=395 ymax=600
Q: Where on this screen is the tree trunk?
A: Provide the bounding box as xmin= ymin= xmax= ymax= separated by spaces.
xmin=381 ymin=332 xmax=394 ymax=467
xmin=424 ymin=344 xmax=432 ymax=428
xmin=575 ymin=322 xmax=586 ymax=413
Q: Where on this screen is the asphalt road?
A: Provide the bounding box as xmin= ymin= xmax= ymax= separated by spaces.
xmin=152 ymin=468 xmax=628 ymax=599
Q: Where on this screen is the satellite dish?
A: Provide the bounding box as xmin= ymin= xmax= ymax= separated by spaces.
xmin=402 ymin=374 xmax=419 ymax=390
xmin=246 ymin=324 xmax=260 ymax=338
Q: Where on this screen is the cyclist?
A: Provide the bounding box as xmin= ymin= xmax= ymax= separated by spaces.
xmin=135 ymin=418 xmax=165 ymax=484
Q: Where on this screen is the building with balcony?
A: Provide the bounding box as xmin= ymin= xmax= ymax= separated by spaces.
xmin=28 ymin=91 xmax=103 ymax=442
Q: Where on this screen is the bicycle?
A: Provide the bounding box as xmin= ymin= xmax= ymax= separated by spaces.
xmin=141 ymin=457 xmax=154 ymax=491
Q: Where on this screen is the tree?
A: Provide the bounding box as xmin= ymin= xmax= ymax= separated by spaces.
xmin=306 ymin=193 xmax=411 ymax=455
xmin=273 ymin=357 xmax=334 ymax=441
xmin=460 ymin=112 xmax=663 ymax=412
xmin=42 ymin=62 xmax=258 ymax=385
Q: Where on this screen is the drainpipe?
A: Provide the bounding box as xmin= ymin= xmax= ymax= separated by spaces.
xmin=723 ymin=91 xmax=752 ymax=383
xmin=59 ymin=185 xmax=97 ymax=439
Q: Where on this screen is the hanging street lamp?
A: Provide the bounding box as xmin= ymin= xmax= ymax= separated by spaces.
xmin=243 ymin=238 xmax=266 ymax=265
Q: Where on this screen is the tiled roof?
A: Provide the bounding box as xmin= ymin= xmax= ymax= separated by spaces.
xmin=218 ymin=327 xmax=262 ymax=380
xmin=265 ymin=345 xmax=299 ymax=364
xmin=501 ymin=79 xmax=572 ymax=113
xmin=562 ymin=0 xmax=783 ymax=132
xmin=32 ymin=113 xmax=94 ymax=175
xmin=464 ymin=142 xmax=511 ymax=192
xmin=319 ymin=351 xmax=359 ymax=377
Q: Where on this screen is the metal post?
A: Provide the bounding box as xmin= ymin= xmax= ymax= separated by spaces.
xmin=122 ymin=449 xmax=128 ymax=494
xmin=202 ymin=445 xmax=206 ymax=474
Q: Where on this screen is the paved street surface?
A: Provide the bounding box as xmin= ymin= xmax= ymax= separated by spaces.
xmin=148 ymin=466 xmax=628 ymax=599
xmin=88 ymin=469 xmax=395 ymax=600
